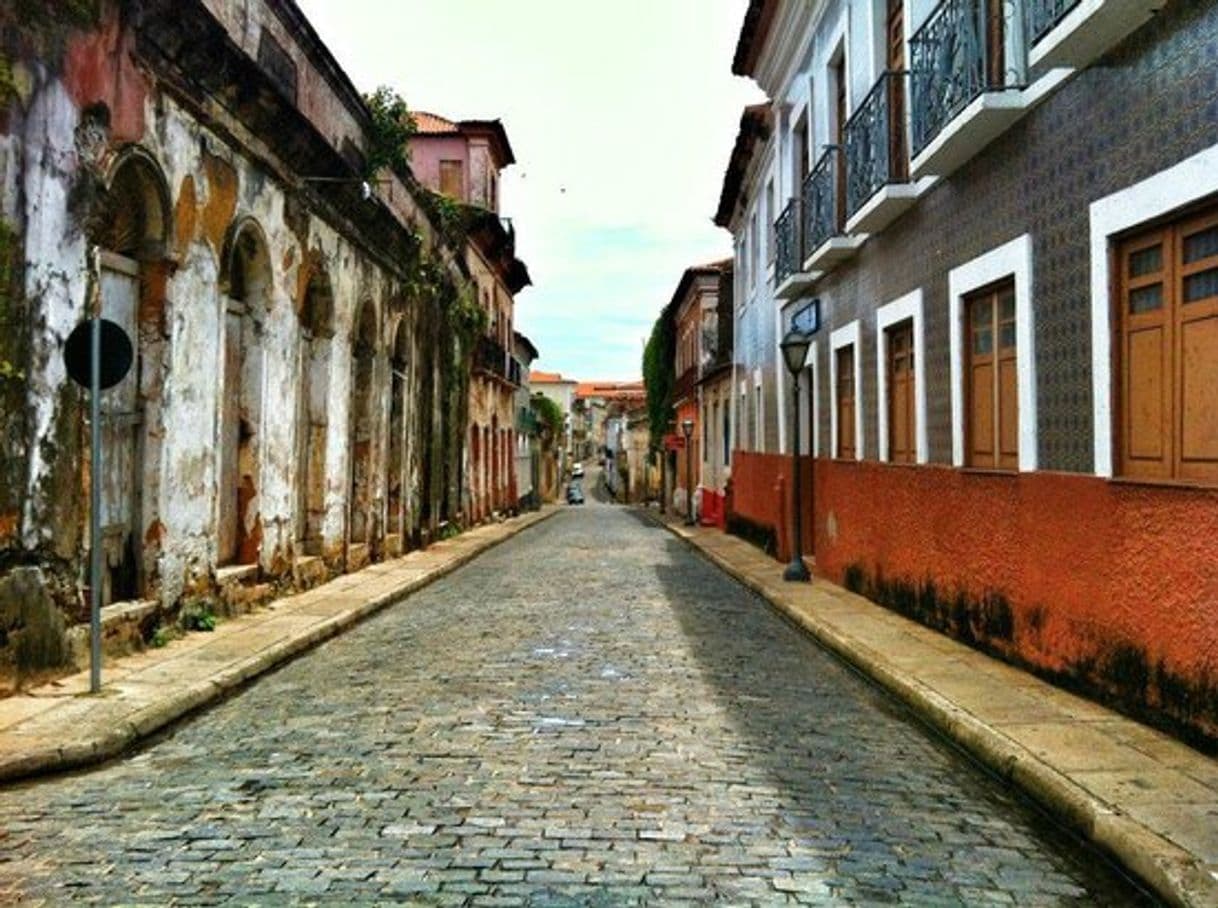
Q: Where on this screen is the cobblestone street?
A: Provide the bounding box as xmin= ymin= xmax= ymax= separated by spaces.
xmin=0 ymin=502 xmax=1152 ymax=905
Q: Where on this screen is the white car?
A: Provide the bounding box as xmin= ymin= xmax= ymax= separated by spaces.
xmin=572 ymin=463 xmax=585 ymax=478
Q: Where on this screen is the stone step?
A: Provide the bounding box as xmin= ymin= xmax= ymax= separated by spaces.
xmin=65 ymin=598 xmax=159 ymax=670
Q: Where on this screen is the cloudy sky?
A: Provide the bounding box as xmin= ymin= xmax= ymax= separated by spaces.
xmin=296 ymin=0 xmax=763 ymax=380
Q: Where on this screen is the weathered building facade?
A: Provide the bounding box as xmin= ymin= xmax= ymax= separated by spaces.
xmin=409 ymin=114 xmax=530 ymax=525
xmin=723 ymin=0 xmax=1218 ymax=745
xmin=0 ymin=0 xmax=475 ymax=684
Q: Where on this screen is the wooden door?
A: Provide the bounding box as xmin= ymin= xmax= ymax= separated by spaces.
xmin=966 ymin=280 xmax=1018 ymax=470
xmin=218 ymin=300 xmax=243 ymax=564
xmin=99 ymin=253 xmax=142 ymax=604
xmin=836 ymin=345 xmax=856 ymax=459
xmin=986 ymin=0 xmax=1005 ymax=87
xmin=887 ymin=320 xmax=915 ymax=463
xmin=1118 ymin=210 xmax=1218 ymax=482
xmin=834 ymin=59 xmax=847 ymax=230
xmin=887 ymin=0 xmax=908 ymax=181
xmin=1176 ymin=211 xmax=1218 ymax=482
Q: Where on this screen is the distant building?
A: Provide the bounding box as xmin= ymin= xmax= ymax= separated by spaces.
xmin=512 ymin=332 xmax=541 ymax=510
xmin=409 ymin=113 xmax=531 ymax=523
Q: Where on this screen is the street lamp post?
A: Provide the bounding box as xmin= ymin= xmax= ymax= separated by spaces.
xmin=681 ymin=417 xmax=695 ymax=526
xmin=780 ymin=330 xmax=812 ymax=582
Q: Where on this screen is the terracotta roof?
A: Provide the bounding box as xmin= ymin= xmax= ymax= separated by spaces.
xmin=575 ymin=381 xmax=646 ymax=401
xmin=732 ymin=0 xmax=780 ymax=77
xmin=667 ymin=259 xmax=730 ymax=314
xmin=529 ymin=370 xmax=570 ymax=384
xmin=411 ymin=112 xmax=516 ymax=167
xmin=414 ymin=111 xmax=458 ymax=134
xmin=713 ymin=104 xmax=772 ymax=228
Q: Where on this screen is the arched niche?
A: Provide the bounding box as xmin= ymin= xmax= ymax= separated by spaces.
xmin=217 ymin=218 xmax=273 ymax=566
xmin=297 ymin=262 xmax=334 ymax=554
xmin=93 ymin=147 xmax=172 ymax=606
xmin=348 ymin=298 xmax=379 ymax=547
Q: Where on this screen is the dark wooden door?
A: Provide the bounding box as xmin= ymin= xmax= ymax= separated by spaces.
xmin=888 ymin=320 xmax=916 ymax=463
xmin=887 ymin=0 xmax=908 ymax=181
xmin=836 ymin=345 xmax=856 ymax=459
xmin=966 ymin=280 xmax=1018 ymax=470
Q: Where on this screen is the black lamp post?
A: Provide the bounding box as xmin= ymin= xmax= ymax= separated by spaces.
xmin=780 ymin=330 xmax=812 ymax=582
xmin=681 ymin=417 xmax=695 ymax=525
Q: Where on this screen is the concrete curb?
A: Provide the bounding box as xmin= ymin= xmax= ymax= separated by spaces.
xmin=643 ymin=509 xmax=1216 ymax=908
xmin=0 ymin=508 xmax=557 ymax=786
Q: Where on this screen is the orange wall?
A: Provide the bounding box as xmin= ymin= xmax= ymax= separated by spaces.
xmin=727 ymin=451 xmax=814 ymax=561
xmin=812 ymin=459 xmax=1218 ymax=746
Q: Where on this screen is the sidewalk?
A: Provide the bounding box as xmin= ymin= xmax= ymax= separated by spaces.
xmin=0 ymin=507 xmax=557 ymax=786
xmin=647 ymin=509 xmax=1218 ymax=908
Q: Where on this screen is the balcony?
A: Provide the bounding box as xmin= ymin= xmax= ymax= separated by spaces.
xmin=909 ymin=0 xmax=1031 ymax=179
xmin=802 ymin=146 xmax=866 ymax=273
xmin=473 ymin=336 xmax=519 ymax=386
xmin=774 ymin=198 xmax=818 ymax=300
xmin=1027 ymin=0 xmax=1158 ymax=69
xmin=844 ymin=71 xmax=930 ymax=235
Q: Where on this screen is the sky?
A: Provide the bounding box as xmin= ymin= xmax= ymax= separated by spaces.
xmin=295 ymin=0 xmax=763 ymax=381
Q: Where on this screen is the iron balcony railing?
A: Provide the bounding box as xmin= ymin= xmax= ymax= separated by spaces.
xmin=1026 ymin=0 xmax=1080 ymax=45
xmin=774 ymin=197 xmax=803 ymax=286
xmin=474 ymin=336 xmax=517 ymax=384
xmin=845 ymin=71 xmax=910 ymax=219
xmin=910 ymin=0 xmax=1028 ymax=157
xmin=802 ymin=146 xmax=843 ymax=257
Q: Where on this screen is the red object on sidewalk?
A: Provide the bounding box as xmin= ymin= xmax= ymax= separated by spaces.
xmin=700 ymin=489 xmax=726 ymax=528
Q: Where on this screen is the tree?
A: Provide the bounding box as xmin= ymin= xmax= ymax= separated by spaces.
xmin=363 ymin=86 xmax=417 ymax=179
xmin=642 ymin=310 xmax=675 ymax=450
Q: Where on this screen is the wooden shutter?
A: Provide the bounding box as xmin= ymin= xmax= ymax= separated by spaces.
xmin=887 ymin=320 xmax=915 ymax=463
xmin=439 ymin=160 xmax=464 ymax=199
xmin=1119 ymin=206 xmax=1218 ymax=482
xmin=887 ymin=0 xmax=908 ymax=182
xmin=837 ymin=345 xmax=856 ymax=459
xmin=966 ymin=279 xmax=1018 ymax=470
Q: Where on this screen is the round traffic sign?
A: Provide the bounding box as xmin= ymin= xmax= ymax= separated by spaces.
xmin=64 ymin=319 xmax=134 ymax=391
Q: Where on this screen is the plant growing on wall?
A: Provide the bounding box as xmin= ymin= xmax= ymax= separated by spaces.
xmin=642 ymin=310 xmax=675 ymax=451
xmin=362 ymin=85 xmax=417 ymax=179
xmin=531 ymin=394 xmax=564 ymax=447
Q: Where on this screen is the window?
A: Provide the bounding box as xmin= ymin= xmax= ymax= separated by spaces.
xmin=965 ymin=279 xmax=1018 ymax=470
xmin=1117 ymin=206 xmax=1218 ymax=482
xmin=439 ymin=160 xmax=464 ymax=199
xmin=887 ymin=320 xmax=916 ymax=463
xmin=836 ymin=345 xmax=856 ymax=459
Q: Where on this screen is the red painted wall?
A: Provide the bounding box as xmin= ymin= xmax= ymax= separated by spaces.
xmin=812 ymin=459 xmax=1218 ymax=744
xmin=727 ymin=451 xmax=814 ymax=561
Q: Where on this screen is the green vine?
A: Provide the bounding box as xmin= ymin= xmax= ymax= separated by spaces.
xmin=531 ymin=394 xmax=564 ymax=445
xmin=642 ymin=309 xmax=675 ymax=450
xmin=451 ymin=281 xmax=488 ymax=345
xmin=362 ymin=85 xmax=417 ymax=179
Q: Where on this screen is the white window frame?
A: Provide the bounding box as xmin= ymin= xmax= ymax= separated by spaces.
xmin=1089 ymin=142 xmax=1218 ymax=478
xmin=875 ymin=289 xmax=928 ymax=463
xmin=829 ymin=320 xmax=864 ymax=460
xmin=753 ymin=368 xmax=765 ymax=454
xmin=802 ymin=339 xmax=820 ymax=457
xmin=948 ymin=234 xmax=1037 ymax=471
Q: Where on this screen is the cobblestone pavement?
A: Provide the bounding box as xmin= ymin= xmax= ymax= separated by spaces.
xmin=0 ymin=504 xmax=1154 ymax=905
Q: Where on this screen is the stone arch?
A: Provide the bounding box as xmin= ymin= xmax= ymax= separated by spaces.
xmin=217 ymin=218 xmax=272 ymax=566
xmin=348 ymin=297 xmax=378 ymax=548
xmin=92 ymin=148 xmax=173 ymax=605
xmin=387 ymin=316 xmax=410 ymax=545
xmin=297 ymin=263 xmax=334 ymax=554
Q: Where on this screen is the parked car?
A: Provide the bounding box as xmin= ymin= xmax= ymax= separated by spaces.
xmin=572 ymin=462 xmax=585 ymax=479
xmin=566 ymin=482 xmax=584 ymax=505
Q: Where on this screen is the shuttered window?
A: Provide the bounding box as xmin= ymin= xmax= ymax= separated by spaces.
xmin=887 ymin=320 xmax=915 ymax=464
xmin=836 ymin=345 xmax=856 ymax=459
xmin=1118 ymin=206 xmax=1218 ymax=482
xmin=439 ymin=160 xmax=464 ymax=199
xmin=966 ymin=279 xmax=1018 ymax=470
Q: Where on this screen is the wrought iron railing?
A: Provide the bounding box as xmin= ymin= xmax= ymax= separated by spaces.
xmin=1026 ymin=0 xmax=1080 ymax=45
xmin=774 ymin=198 xmax=802 ymax=286
xmin=845 ymin=71 xmax=910 ymax=218
xmin=910 ymin=0 xmax=1028 ymax=157
xmin=802 ymin=146 xmax=842 ymax=257
xmin=474 ymin=336 xmax=511 ymax=382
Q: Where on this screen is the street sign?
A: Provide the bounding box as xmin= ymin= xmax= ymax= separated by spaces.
xmin=791 ymin=298 xmax=822 ymax=336
xmin=64 ymin=318 xmax=133 ymax=390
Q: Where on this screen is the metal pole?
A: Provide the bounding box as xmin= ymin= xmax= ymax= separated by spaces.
xmin=89 ymin=313 xmax=102 ymax=692
xmin=784 ymin=372 xmax=811 ymax=582
xmin=684 ymin=432 xmax=694 ymax=526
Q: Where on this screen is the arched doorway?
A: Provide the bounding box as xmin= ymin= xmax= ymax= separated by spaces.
xmin=218 ymin=221 xmax=270 ymax=566
xmin=297 ymin=267 xmax=333 ymax=555
xmin=387 ymin=318 xmax=409 ymax=545
xmin=349 ymin=299 xmax=378 ymax=547
xmin=95 ymin=149 xmax=171 ymax=605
